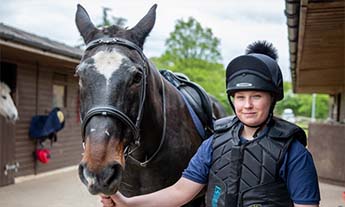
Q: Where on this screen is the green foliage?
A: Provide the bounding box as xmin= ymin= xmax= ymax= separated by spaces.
xmin=150 ymin=17 xmax=231 ymax=114
xmin=275 ymin=82 xmax=329 ymax=119
xmin=151 ymin=18 xmax=329 ymax=119
xmin=164 ymin=17 xmax=222 ymax=65
xmin=151 ymin=57 xmax=231 ymax=114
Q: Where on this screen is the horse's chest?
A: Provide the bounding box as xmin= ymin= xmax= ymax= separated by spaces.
xmin=120 ymin=163 xmax=180 ymax=196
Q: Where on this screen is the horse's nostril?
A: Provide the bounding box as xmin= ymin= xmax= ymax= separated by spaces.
xmin=78 ymin=163 xmax=88 ymax=186
xmin=104 ymin=163 xmax=122 ymax=186
xmin=78 ymin=162 xmax=122 ymax=195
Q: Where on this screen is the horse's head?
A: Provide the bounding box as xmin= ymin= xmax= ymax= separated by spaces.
xmin=0 ymin=82 xmax=18 ymax=121
xmin=75 ymin=4 xmax=157 ymax=195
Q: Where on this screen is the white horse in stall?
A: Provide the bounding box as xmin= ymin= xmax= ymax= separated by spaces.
xmin=0 ymin=82 xmax=18 ymax=121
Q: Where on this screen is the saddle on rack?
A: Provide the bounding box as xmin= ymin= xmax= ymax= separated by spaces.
xmin=160 ymin=70 xmax=214 ymax=138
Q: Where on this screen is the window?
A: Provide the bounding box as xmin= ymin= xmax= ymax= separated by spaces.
xmin=52 ymin=73 xmax=67 ymax=108
xmin=0 ymin=61 xmax=17 ymax=92
xmin=52 ymin=84 xmax=66 ymax=108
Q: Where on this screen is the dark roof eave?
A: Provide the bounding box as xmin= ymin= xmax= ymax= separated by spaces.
xmin=0 ymin=23 xmax=83 ymax=60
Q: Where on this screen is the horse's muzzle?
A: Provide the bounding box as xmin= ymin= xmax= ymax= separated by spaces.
xmin=78 ymin=161 xmax=123 ymax=195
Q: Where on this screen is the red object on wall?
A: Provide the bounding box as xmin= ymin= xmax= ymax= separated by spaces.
xmin=35 ymin=149 xmax=51 ymax=163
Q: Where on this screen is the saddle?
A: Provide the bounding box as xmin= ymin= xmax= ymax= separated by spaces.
xmin=160 ymin=70 xmax=214 ymax=139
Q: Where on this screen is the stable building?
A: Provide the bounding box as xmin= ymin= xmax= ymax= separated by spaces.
xmin=285 ymin=0 xmax=344 ymax=185
xmin=0 ymin=23 xmax=83 ymax=186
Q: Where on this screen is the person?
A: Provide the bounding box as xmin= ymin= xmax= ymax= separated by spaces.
xmin=101 ymin=41 xmax=320 ymax=207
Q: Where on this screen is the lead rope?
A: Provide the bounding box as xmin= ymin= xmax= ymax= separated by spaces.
xmin=127 ymin=75 xmax=167 ymax=167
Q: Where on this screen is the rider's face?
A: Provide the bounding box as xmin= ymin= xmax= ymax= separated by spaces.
xmin=233 ymin=91 xmax=272 ymax=126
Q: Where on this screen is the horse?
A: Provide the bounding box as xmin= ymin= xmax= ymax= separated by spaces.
xmin=0 ymin=82 xmax=18 ymax=121
xmin=75 ymin=4 xmax=226 ymax=205
xmin=209 ymin=95 xmax=228 ymax=119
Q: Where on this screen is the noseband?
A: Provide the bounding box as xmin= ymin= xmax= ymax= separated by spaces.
xmin=80 ymin=37 xmax=167 ymax=167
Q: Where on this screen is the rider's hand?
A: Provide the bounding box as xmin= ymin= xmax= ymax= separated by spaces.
xmin=101 ymin=192 xmax=130 ymax=207
xmin=101 ymin=195 xmax=115 ymax=207
xmin=110 ymin=192 xmax=130 ymax=207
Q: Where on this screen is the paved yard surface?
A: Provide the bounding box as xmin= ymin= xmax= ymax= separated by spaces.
xmin=0 ymin=167 xmax=100 ymax=207
xmin=0 ymin=166 xmax=344 ymax=207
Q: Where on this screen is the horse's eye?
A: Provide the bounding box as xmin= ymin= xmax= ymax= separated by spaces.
xmin=133 ymin=71 xmax=142 ymax=84
xmin=2 ymin=95 xmax=6 ymax=100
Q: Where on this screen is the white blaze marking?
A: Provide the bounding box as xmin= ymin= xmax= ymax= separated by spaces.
xmin=93 ymin=50 xmax=125 ymax=84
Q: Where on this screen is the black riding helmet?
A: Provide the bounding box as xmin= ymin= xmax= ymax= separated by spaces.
xmin=226 ymin=41 xmax=283 ymax=128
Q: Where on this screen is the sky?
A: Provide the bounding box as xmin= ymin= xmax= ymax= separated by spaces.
xmin=0 ymin=0 xmax=291 ymax=81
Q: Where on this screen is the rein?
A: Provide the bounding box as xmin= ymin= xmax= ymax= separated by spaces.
xmin=80 ymin=37 xmax=167 ymax=167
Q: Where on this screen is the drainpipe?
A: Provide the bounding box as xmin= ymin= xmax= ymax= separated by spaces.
xmin=311 ymin=93 xmax=316 ymax=122
xmin=284 ymin=0 xmax=300 ymax=92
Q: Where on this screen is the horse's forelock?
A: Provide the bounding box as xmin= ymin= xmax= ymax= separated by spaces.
xmin=0 ymin=82 xmax=11 ymax=94
xmin=101 ymin=25 xmax=123 ymax=35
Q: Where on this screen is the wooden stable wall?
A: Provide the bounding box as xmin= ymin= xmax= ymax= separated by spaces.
xmin=6 ymin=58 xmax=82 ymax=177
xmin=0 ymin=116 xmax=15 ymax=186
xmin=308 ymin=122 xmax=345 ymax=185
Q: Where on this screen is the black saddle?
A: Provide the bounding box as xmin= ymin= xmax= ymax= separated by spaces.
xmin=160 ymin=70 xmax=213 ymax=138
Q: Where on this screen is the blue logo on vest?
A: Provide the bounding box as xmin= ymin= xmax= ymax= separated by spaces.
xmin=212 ymin=185 xmax=222 ymax=207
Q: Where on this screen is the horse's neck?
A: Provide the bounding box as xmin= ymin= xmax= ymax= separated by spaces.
xmin=141 ymin=69 xmax=165 ymax=128
xmin=141 ymin=68 xmax=191 ymax=133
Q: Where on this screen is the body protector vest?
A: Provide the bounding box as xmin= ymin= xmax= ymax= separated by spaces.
xmin=206 ymin=116 xmax=307 ymax=207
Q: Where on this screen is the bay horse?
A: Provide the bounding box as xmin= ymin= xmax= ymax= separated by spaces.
xmin=75 ymin=4 xmax=226 ymax=204
xmin=0 ymin=82 xmax=18 ymax=121
xmin=209 ymin=95 xmax=228 ymax=119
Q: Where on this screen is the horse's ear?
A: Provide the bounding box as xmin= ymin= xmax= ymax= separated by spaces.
xmin=130 ymin=4 xmax=157 ymax=49
xmin=75 ymin=4 xmax=98 ymax=44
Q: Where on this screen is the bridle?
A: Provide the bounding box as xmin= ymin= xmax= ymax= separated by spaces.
xmin=80 ymin=37 xmax=167 ymax=167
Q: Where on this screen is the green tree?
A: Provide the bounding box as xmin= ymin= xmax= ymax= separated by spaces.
xmin=275 ymin=82 xmax=329 ymax=119
xmin=163 ymin=17 xmax=222 ymax=67
xmin=151 ymin=17 xmax=230 ymax=114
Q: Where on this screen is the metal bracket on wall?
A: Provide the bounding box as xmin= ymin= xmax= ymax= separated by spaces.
xmin=4 ymin=162 xmax=20 ymax=176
